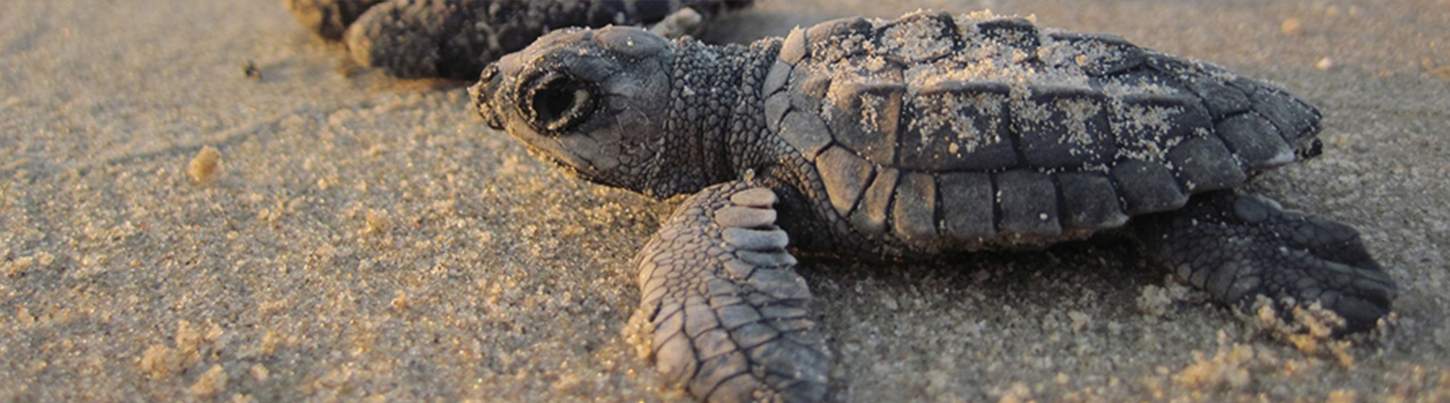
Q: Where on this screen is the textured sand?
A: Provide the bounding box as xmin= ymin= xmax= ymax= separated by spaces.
xmin=2 ymin=0 xmax=1448 ymax=401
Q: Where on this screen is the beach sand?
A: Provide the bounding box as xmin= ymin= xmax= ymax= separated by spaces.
xmin=2 ymin=0 xmax=1448 ymax=401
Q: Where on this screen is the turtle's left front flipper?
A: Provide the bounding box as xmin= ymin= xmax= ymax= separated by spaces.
xmin=635 ymin=181 xmax=830 ymax=402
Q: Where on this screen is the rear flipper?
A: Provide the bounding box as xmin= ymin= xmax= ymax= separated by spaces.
xmin=636 ymin=182 xmax=830 ymax=402
xmin=1132 ymin=191 xmax=1397 ymax=333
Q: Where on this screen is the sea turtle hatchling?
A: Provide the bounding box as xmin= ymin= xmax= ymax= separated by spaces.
xmin=284 ymin=0 xmax=752 ymax=79
xmin=470 ymin=10 xmax=1398 ymax=402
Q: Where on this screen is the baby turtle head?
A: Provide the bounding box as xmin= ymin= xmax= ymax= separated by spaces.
xmin=472 ymin=26 xmax=716 ymax=198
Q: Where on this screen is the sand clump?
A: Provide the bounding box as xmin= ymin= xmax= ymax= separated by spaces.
xmin=188 ymin=146 xmax=223 ymax=184
xmin=1172 ymin=332 xmax=1260 ymax=392
xmin=139 ymin=345 xmax=186 ymax=380
xmin=994 ymin=382 xmax=1034 ymax=403
xmin=138 ymin=321 xmax=226 ymax=380
xmin=1280 ymin=18 xmax=1303 ymax=35
xmin=1248 ymin=298 xmax=1359 ymax=368
xmin=4 ymin=252 xmax=54 ymax=278
xmin=364 ymin=208 xmax=391 ymax=235
xmin=1135 ymin=280 xmax=1199 ymax=318
xmin=1327 ymin=389 xmax=1358 ymax=403
xmin=249 ymin=364 xmax=270 ymax=382
xmin=190 ymin=365 xmax=228 ymax=398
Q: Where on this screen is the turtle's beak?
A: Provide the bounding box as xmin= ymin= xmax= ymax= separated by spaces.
xmin=470 ymin=63 xmax=505 ymax=130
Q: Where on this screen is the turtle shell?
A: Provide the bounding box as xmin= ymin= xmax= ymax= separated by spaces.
xmin=761 ymin=10 xmax=1322 ymax=247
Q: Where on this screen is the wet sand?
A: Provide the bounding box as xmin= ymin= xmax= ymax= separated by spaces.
xmin=2 ymin=0 xmax=1448 ymax=401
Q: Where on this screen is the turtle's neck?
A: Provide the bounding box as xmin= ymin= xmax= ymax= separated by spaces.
xmin=664 ymin=38 xmax=779 ymax=189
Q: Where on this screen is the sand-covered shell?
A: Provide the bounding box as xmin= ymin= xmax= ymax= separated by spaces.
xmin=762 ymin=10 xmax=1322 ymax=247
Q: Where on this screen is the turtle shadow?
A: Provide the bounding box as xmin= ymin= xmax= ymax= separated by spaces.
xmin=795 ymin=236 xmax=1159 ymax=310
xmin=792 ymin=237 xmax=1226 ymax=400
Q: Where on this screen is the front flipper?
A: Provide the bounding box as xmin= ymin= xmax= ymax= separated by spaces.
xmin=636 ymin=182 xmax=830 ymax=402
xmin=1133 ymin=191 xmax=1398 ymax=333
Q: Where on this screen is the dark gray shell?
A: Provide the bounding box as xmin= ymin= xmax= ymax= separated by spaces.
xmin=761 ymin=11 xmax=1322 ymax=247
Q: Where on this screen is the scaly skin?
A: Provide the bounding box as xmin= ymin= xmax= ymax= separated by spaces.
xmin=283 ymin=0 xmax=753 ymax=78
xmin=636 ymin=182 xmax=830 ymax=402
xmin=471 ymin=13 xmax=1398 ymax=402
xmin=1134 ymin=191 xmax=1396 ymax=333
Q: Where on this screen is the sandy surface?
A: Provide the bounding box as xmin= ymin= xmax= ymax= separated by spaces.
xmin=2 ymin=0 xmax=1448 ymax=401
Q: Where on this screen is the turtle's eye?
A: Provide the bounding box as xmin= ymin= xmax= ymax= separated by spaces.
xmin=521 ymin=71 xmax=596 ymax=133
